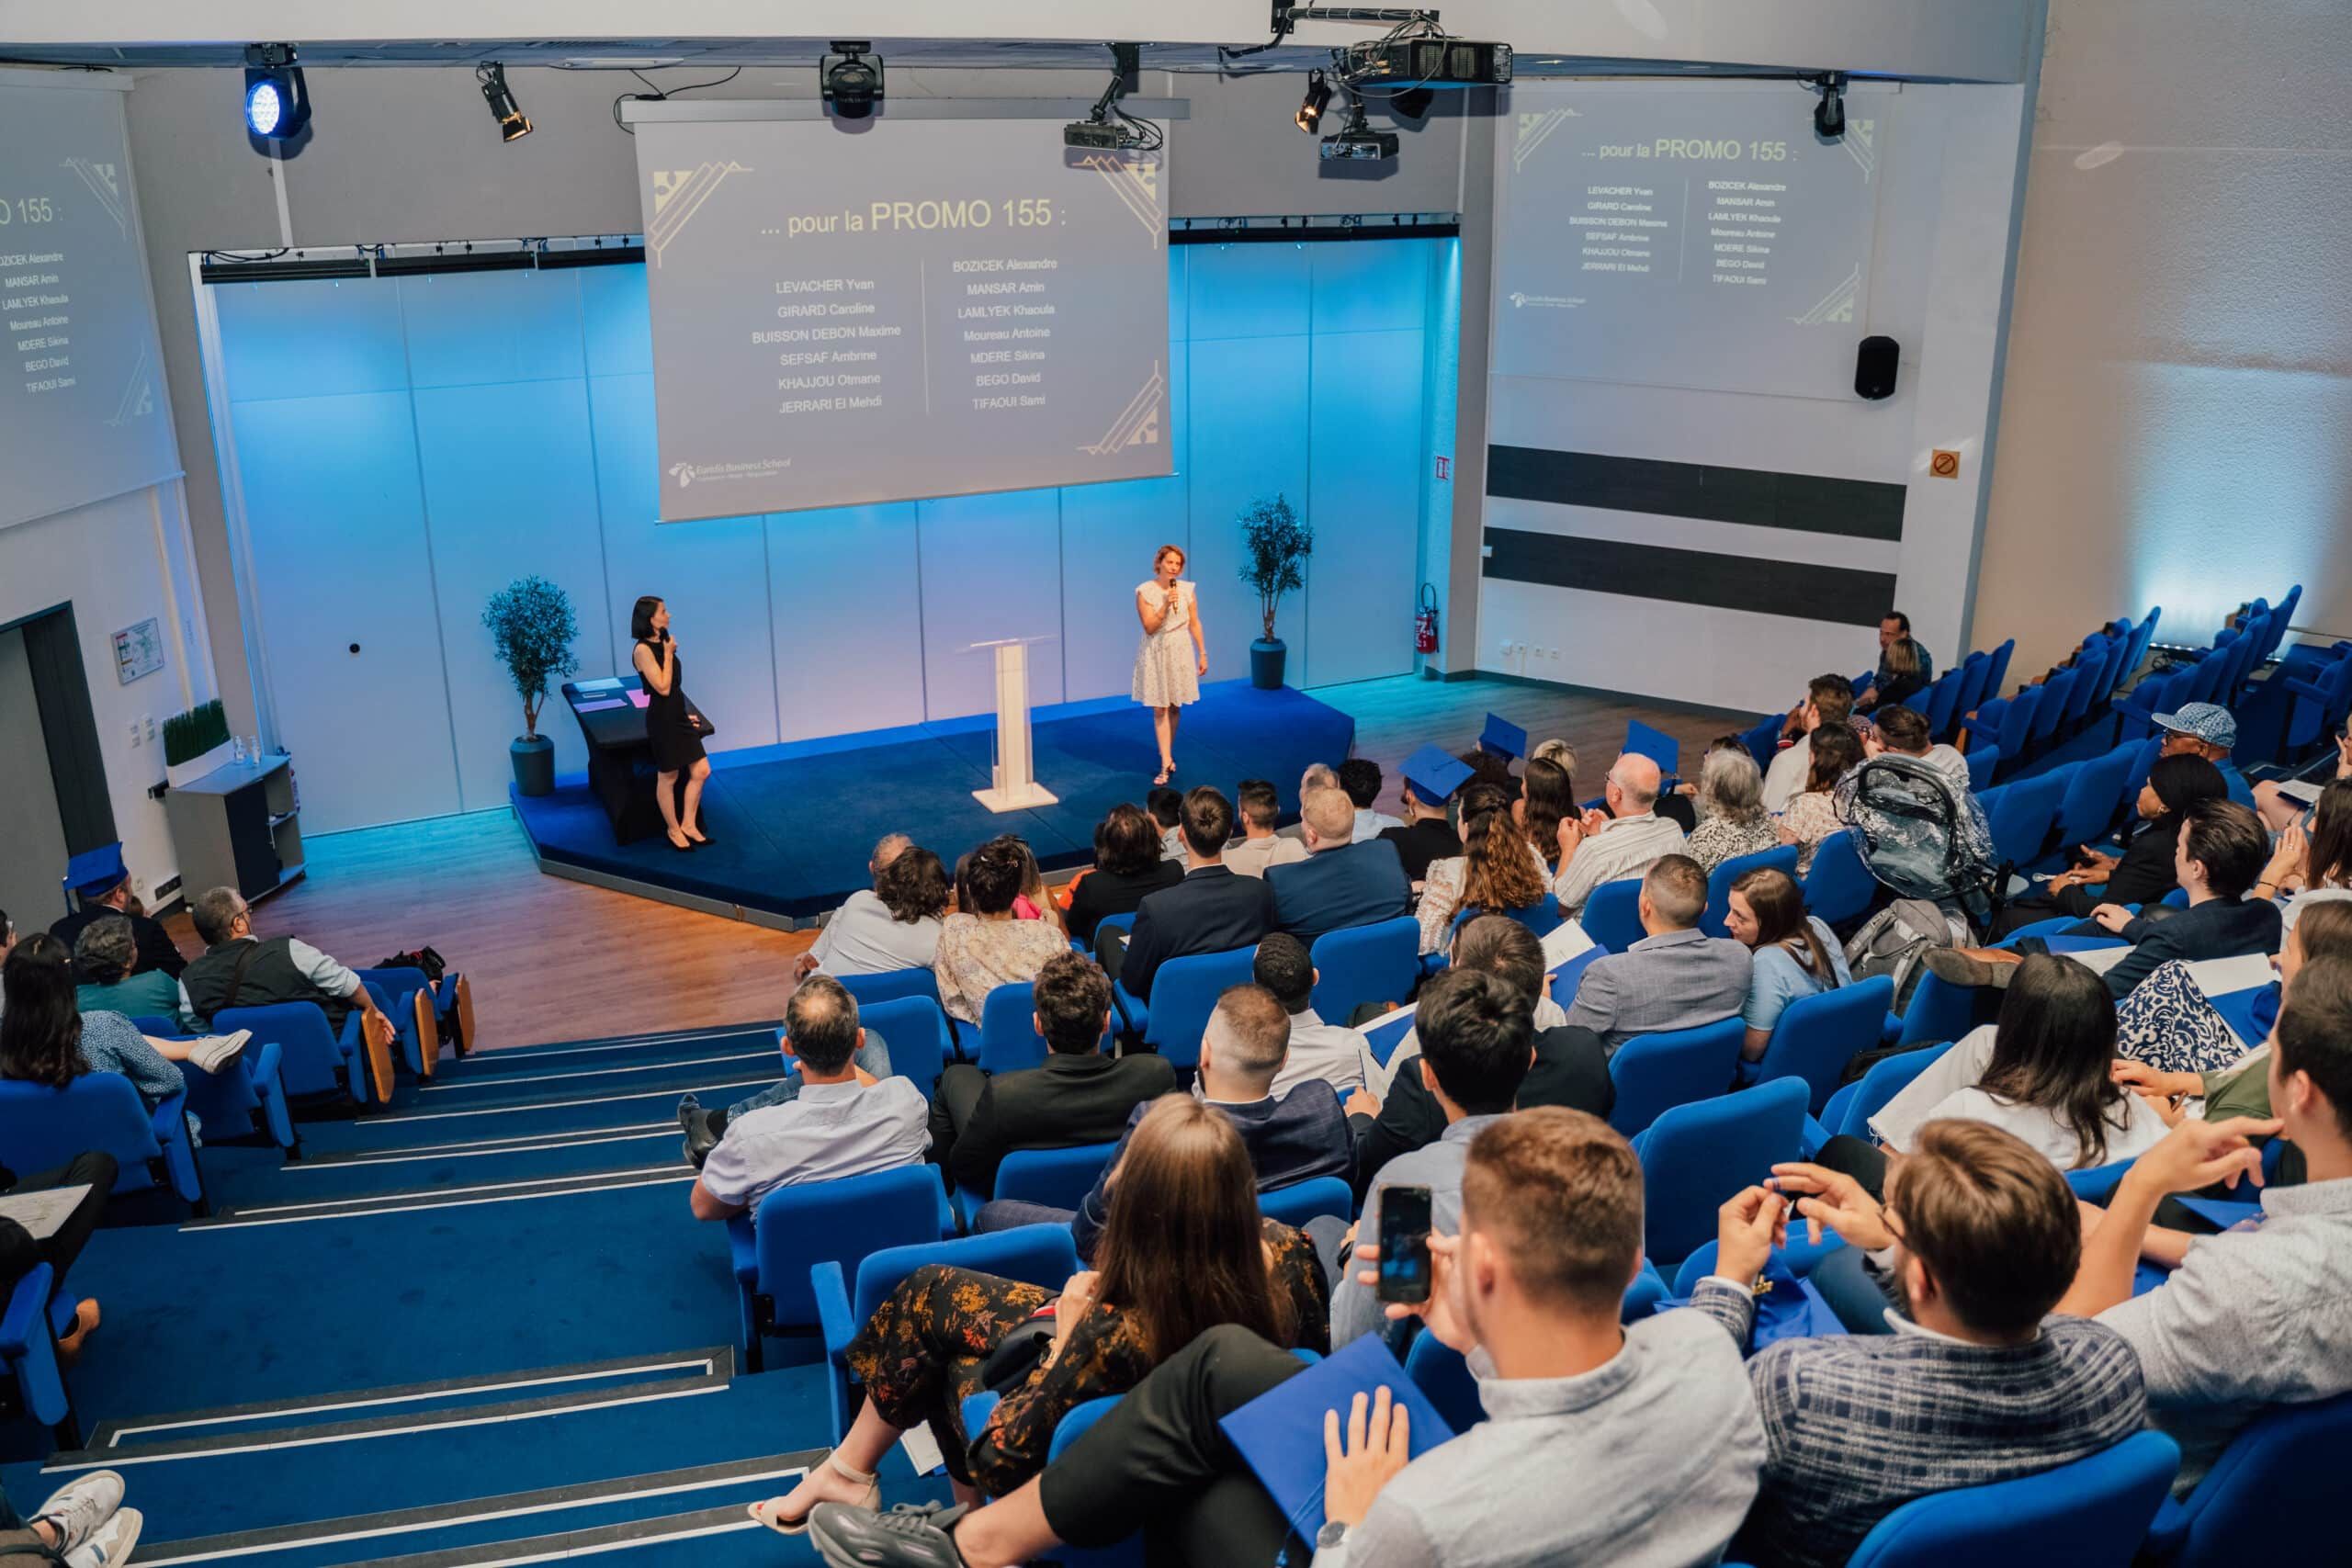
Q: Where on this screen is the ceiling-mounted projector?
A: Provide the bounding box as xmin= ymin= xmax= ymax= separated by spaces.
xmin=1343 ymin=38 xmax=1512 ymax=87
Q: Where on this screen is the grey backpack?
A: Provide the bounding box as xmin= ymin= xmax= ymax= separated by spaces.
xmin=1843 ymin=897 xmax=1971 ymax=1012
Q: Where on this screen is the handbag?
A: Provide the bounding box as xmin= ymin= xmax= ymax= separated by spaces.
xmin=978 ymin=1303 xmax=1060 ymax=1393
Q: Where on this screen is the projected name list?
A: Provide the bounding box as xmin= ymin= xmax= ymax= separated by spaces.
xmin=636 ymin=117 xmax=1171 ymax=521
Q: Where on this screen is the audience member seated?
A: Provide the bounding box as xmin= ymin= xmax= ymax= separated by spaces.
xmin=1105 ymin=788 xmax=1274 ymax=1000
xmin=806 ymin=1107 xmax=1767 ymax=1568
xmin=1561 ymin=855 xmax=1751 ymax=1055
xmin=1146 ymin=786 xmax=1185 ymax=861
xmin=687 ymin=976 xmax=928 ymax=1222
xmin=1724 ymin=868 xmax=1853 ymax=1062
xmin=1351 ymin=917 xmax=1612 ymax=1190
xmin=181 ymin=885 xmax=401 ymax=1087
xmin=1702 ymin=1120 xmax=2146 ymax=1568
xmin=933 ymin=838 xmax=1074 ymax=1025
xmin=1777 ymin=724 xmax=1863 ymax=877
xmin=1930 ymin=798 xmax=2282 ymax=1000
xmin=0 ymin=1469 xmax=143 ymax=1568
xmin=753 ymin=1096 xmax=1329 ymax=1532
xmin=1513 ymin=755 xmax=1576 ymax=875
xmin=1865 ymin=704 xmax=1970 ymax=800
xmin=1683 ymin=744 xmax=1781 ymax=873
xmin=2257 ymin=776 xmax=2352 ymax=904
xmin=1376 ymin=749 xmax=1467 ymax=883
xmin=796 ymin=840 xmax=950 ymax=979
xmin=1415 ymin=784 xmax=1538 ymax=954
xmin=0 ymin=935 xmax=247 ymax=1114
xmin=1338 ymin=758 xmax=1402 ymax=843
xmin=2058 ymin=952 xmax=2352 ymax=1491
xmin=1551 ymin=754 xmax=1687 ymax=919
xmin=678 ymin=987 xmax=897 ymax=1166
xmin=49 ymin=843 xmax=186 ymax=982
xmin=1006 ymin=840 xmax=1061 ymax=930
xmin=0 ymin=1126 xmax=115 ymax=1366
xmin=978 ymin=986 xmax=1352 ymax=1256
xmin=2149 ymin=702 xmax=2256 ymax=810
xmin=1060 ymin=806 xmax=1182 ymax=948
xmin=2254 ymin=727 xmax=2351 ymax=835
xmin=1330 ymin=966 xmax=1533 ymax=1346
xmin=73 ymin=919 xmax=200 ymax=1034
xmin=1251 ymin=933 xmax=1367 ymax=1100
xmin=1764 ymin=674 xmax=1856 ymax=814
xmin=1531 ymin=736 xmax=1577 ymax=774
xmin=1265 ymin=788 xmax=1412 ymax=946
xmin=1995 ymin=755 xmax=2227 ymax=935
xmin=1853 ymin=611 xmax=1935 ymax=716
xmin=1224 ymin=779 xmax=1309 ymax=880
xmin=930 ymin=952 xmax=1174 ymax=1199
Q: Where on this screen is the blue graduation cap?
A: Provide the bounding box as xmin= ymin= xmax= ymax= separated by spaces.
xmin=1623 ymin=719 xmax=1680 ymax=780
xmin=64 ymin=841 xmax=129 ymax=901
xmin=1479 ymin=712 xmax=1526 ymax=761
xmin=1399 ymin=743 xmax=1474 ymax=806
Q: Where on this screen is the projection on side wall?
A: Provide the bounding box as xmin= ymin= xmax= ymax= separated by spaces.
xmin=1495 ymin=83 xmax=1884 ymax=400
xmin=632 ymin=111 xmax=1172 ymax=521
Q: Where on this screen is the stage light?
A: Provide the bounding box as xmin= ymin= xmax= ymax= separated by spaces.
xmin=243 ymin=43 xmax=311 ymax=141
xmin=1295 ymin=69 xmax=1331 ymax=133
xmin=820 ymin=43 xmax=884 ymax=119
xmin=477 ymin=62 xmax=532 ymax=142
xmin=1813 ymin=73 xmax=1847 ymax=140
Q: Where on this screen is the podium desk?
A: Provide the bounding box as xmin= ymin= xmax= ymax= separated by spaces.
xmin=560 ymin=677 xmax=716 ymax=844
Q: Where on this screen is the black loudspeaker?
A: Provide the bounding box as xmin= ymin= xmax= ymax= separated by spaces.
xmin=1855 ymin=335 xmax=1900 ymax=400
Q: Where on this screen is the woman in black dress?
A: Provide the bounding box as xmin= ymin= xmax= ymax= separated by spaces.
xmin=630 ymin=595 xmax=710 ymax=852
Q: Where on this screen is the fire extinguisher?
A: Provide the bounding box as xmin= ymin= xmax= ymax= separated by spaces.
xmin=1415 ymin=582 xmax=1440 ymax=655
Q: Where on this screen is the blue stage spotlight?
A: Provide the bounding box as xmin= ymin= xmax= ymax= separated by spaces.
xmin=243 ymin=44 xmax=312 ymax=141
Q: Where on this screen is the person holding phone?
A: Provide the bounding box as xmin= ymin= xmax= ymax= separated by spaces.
xmin=1132 ymin=544 xmax=1206 ymax=786
xmin=629 ymin=595 xmax=710 ymax=852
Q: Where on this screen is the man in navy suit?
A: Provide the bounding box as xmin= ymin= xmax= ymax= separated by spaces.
xmin=1112 ymin=786 xmax=1277 ymax=1001
xmin=1265 ymin=785 xmax=1413 ymax=946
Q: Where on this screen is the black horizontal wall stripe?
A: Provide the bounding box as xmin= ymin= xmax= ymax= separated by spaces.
xmin=1484 ymin=528 xmax=1896 ymax=628
xmin=1487 ymin=446 xmax=1905 ymax=542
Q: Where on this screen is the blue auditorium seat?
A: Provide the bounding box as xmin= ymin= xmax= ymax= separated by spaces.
xmin=977 ymin=983 xmax=1052 ymax=1076
xmin=1311 ymin=916 xmax=1419 ymax=1024
xmin=729 ymin=1162 xmax=952 ymax=1370
xmin=1801 ymin=829 xmax=1877 ymax=927
xmin=214 ymin=998 xmax=374 ymax=1104
xmin=1606 ymin=1016 xmax=1744 ymax=1138
xmin=1578 ymin=877 xmax=1645 ymax=955
xmin=1842 ymin=1430 xmax=2178 ymax=1568
xmin=1630 ymin=1077 xmax=1807 ymax=1270
xmin=0 ymin=1264 xmax=82 ymax=1450
xmin=1258 ymin=1172 xmax=1353 ymax=1229
xmin=2143 ymin=1391 xmax=2352 ymax=1568
xmin=1737 ymin=975 xmax=1896 ymax=1114
xmin=953 ymin=1140 xmax=1116 ymax=1229
xmin=1124 ymin=946 xmax=1258 ymax=1067
xmin=1806 ymin=1041 xmax=1952 ymax=1153
xmin=855 ymin=995 xmax=953 ymax=1102
xmin=0 ymin=1075 xmax=205 ymax=1213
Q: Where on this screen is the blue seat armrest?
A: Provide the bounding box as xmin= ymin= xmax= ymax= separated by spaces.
xmin=2284 ymin=677 xmax=2328 ymax=704
xmin=2143 ymin=1495 xmax=2190 ymax=1560
xmin=2066 ymin=1161 xmax=2134 ymax=1203
xmin=1799 ymin=1115 xmax=1833 ymax=1159
xmin=725 ymin=1214 xmax=758 ymax=1287
xmin=1881 ymin=1012 xmax=1904 ymax=1044
xmin=961 ymin=1392 xmax=1001 ymax=1446
xmin=814 ymin=1260 xmax=857 ymax=1359
xmin=0 ymin=1264 xmax=51 ymax=1358
xmin=1110 ymin=980 xmax=1148 ymax=1038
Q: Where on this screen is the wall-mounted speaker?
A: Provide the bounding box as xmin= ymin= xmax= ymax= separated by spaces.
xmin=1855 ymin=335 xmax=1900 ymax=400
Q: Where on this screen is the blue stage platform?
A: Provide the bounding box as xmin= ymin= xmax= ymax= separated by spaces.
xmin=511 ymin=679 xmax=1356 ymax=923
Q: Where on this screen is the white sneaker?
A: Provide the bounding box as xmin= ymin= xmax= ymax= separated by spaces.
xmin=64 ymin=1506 xmax=140 ymax=1568
xmin=33 ymin=1471 xmax=123 ymax=1556
xmin=188 ymin=1030 xmax=253 ymax=1074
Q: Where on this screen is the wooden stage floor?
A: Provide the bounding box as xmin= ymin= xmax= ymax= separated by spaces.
xmin=165 ymin=675 xmax=1748 ymax=1049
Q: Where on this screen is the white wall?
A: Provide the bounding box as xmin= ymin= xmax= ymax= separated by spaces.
xmin=1474 ymin=80 xmax=2030 ymax=715
xmin=1975 ymin=0 xmax=2352 ymax=677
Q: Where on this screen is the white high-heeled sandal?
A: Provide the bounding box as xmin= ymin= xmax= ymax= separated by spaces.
xmin=749 ymin=1454 xmax=880 ymax=1536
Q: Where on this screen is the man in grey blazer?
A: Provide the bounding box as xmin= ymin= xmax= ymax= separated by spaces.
xmin=1561 ymin=854 xmax=1751 ymax=1055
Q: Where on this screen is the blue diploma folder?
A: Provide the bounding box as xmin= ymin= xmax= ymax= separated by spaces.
xmin=1218 ymin=1333 xmax=1458 ymax=1536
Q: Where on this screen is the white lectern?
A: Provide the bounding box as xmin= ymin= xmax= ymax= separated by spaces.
xmin=967 ymin=636 xmax=1060 ymax=812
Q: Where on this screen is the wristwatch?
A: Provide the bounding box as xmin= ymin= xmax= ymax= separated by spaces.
xmin=1317 ymin=1520 xmax=1349 ymax=1551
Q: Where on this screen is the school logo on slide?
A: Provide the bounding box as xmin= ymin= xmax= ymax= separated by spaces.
xmin=1511 ymin=107 xmax=1579 ymax=172
xmin=105 ymin=344 xmax=155 ymax=427
xmin=1072 ymin=152 xmax=1166 ymax=245
xmin=669 ymin=462 xmax=697 ymax=489
xmin=62 ymin=156 xmax=132 ymax=238
xmin=1080 ymin=361 xmax=1164 ymax=457
xmin=647 ymin=162 xmax=752 ymax=266
xmin=1842 ymin=118 xmax=1878 ymax=183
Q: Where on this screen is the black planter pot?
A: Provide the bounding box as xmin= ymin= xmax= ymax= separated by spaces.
xmin=1250 ymin=638 xmax=1287 ymax=691
xmin=511 ymin=735 xmax=555 ymax=796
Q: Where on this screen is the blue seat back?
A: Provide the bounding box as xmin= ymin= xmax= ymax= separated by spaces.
xmin=2051 ymin=744 xmax=2140 ymax=854
xmin=1091 ymin=911 xmax=1136 ymax=959
xmin=1982 ymin=638 xmax=2015 ymax=705
xmin=1964 ymin=743 xmax=1999 ymax=793
xmin=1607 ymin=1015 xmax=1745 ymax=1137
xmin=1579 ymin=877 xmax=1646 ymax=955
xmin=1993 ymin=682 xmax=2044 ymax=761
xmin=1738 ymin=711 xmax=1785 ymax=771
xmin=1702 ymin=845 xmax=1798 ymax=939
xmin=1311 ymin=916 xmax=1421 ymax=1025
xmin=852 ymin=1222 xmax=1080 ymax=1329
xmin=1801 ymin=829 xmax=1877 ymax=927
xmin=1894 ymin=966 xmax=1996 ymax=1047
xmin=2059 ymin=642 xmax=2109 ymax=727
xmin=1142 ymin=947 xmax=1261 ymax=1067
xmin=1635 ymin=1076 xmax=1808 ymax=1268
xmin=2184 ymin=641 xmax=2229 ymax=707
xmin=1923 ymin=665 xmax=1964 ymax=741
xmin=2023 ymin=667 xmax=2078 ymax=752
xmin=215 ymin=1000 xmax=347 ymax=1099
xmin=1945 ymin=651 xmax=1991 ymax=743
xmin=2122 ymin=608 xmax=2159 ymax=685
xmin=2114 ymin=735 xmax=2164 ymax=829
xmin=856 ymin=996 xmax=952 ymax=1104
xmin=1819 ymin=1041 xmax=1952 ymax=1140
xmin=1259 ymin=1173 xmax=1354 ymax=1229
xmin=1754 ymin=975 xmax=1897 ymax=1113
xmin=1404 ymin=1333 xmax=1485 ymax=1434
xmin=1843 ymin=1430 xmax=2179 ymax=1568
xmin=1448 ymin=892 xmax=1563 ymax=944
xmin=1987 ymin=764 xmax=2069 ymax=867
xmin=2165 ymin=1391 xmax=2352 ymax=1568
xmin=978 ymin=984 xmax=1050 ymax=1076
xmin=993 ymin=1141 xmax=1118 ymax=1211
xmin=836 ymin=967 xmax=945 ymax=1011
xmin=0 ymin=1075 xmax=164 ymax=1188
xmin=754 ymin=1164 xmax=946 ymax=1331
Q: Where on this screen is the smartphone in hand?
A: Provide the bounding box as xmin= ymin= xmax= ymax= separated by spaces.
xmin=1374 ymin=1185 xmax=1435 ymax=1303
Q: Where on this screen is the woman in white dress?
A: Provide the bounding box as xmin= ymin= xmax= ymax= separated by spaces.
xmin=1133 ymin=544 xmax=1207 ymax=785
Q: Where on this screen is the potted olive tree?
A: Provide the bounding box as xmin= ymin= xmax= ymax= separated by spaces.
xmin=481 ymin=576 xmax=579 ymax=796
xmin=1238 ymin=493 xmax=1313 ymax=690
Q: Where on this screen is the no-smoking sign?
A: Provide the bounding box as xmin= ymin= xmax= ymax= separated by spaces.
xmin=1929 ymin=449 xmax=1962 ymax=479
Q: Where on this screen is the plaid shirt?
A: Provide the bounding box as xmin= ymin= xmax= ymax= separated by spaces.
xmin=1688 ymin=1280 xmax=2148 ymax=1568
